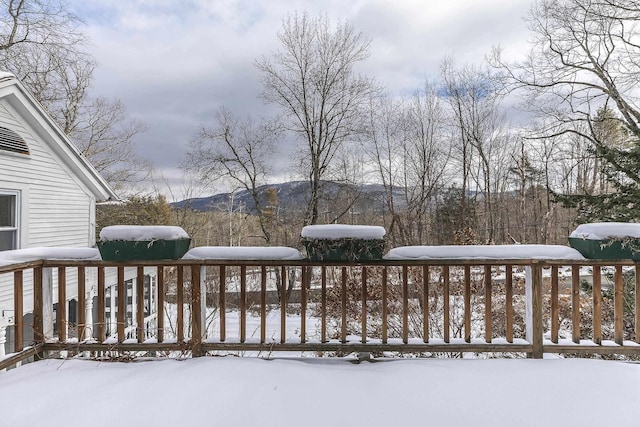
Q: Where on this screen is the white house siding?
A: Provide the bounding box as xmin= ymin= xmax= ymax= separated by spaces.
xmin=0 ymin=100 xmax=97 ymax=333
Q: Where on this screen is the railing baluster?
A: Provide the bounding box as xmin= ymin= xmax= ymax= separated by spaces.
xmin=402 ymin=265 xmax=408 ymax=344
xmin=191 ymin=265 xmax=203 ymax=357
xmin=117 ymin=266 xmax=125 ymax=344
xmin=321 ymin=266 xmax=327 ymax=343
xmin=156 ymin=266 xmax=164 ymax=343
xmin=97 ymin=267 xmax=105 ymax=342
xmin=14 ymin=270 xmax=23 ymax=352
xmin=57 ymin=267 xmax=67 ymax=342
xmin=260 ymin=266 xmax=266 ymax=344
xmin=177 ymin=266 xmax=184 ymax=343
xmin=78 ymin=266 xmax=86 ymax=341
xmin=505 ymin=264 xmax=513 ymax=344
xmin=219 ymin=266 xmax=225 ymax=342
xmin=136 ymin=266 xmax=145 ymax=343
xmin=301 ymin=266 xmax=307 ymax=344
xmin=592 ymin=265 xmax=601 ymax=345
xmin=531 ymin=262 xmax=543 ymax=358
xmin=551 ymin=265 xmax=559 ymax=344
xmin=443 ymin=266 xmax=450 ymax=344
xmin=281 ymin=266 xmax=287 ymax=344
xmin=382 ymin=267 xmax=388 ymax=344
xmin=572 ymin=265 xmax=580 ymax=344
xmin=240 ymin=266 xmax=246 ymax=343
xmin=341 ymin=267 xmax=347 ymax=344
xmin=464 ymin=265 xmax=471 ymax=343
xmin=484 ymin=265 xmax=492 ymax=343
xmin=614 ymin=265 xmax=624 ymax=345
xmin=361 ymin=267 xmax=367 ymax=344
xmin=423 ymin=265 xmax=429 ymax=343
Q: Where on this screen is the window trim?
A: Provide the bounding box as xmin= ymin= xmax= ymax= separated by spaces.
xmin=0 ymin=189 xmax=20 ymax=251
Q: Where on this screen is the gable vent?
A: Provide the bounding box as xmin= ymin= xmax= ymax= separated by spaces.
xmin=0 ymin=126 xmax=29 ymax=155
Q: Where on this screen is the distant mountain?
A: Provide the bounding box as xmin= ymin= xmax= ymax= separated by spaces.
xmin=171 ymin=180 xmax=406 ymax=215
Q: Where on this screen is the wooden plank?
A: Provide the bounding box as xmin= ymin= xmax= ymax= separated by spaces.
xmin=505 ymin=264 xmax=513 ymax=343
xmin=443 ymin=266 xmax=450 ymax=343
xmin=484 ymin=265 xmax=492 ymax=343
xmin=156 ymin=266 xmax=164 ymax=343
xmin=33 ymin=266 xmax=43 ymax=342
xmin=218 ymin=266 xmax=225 ymax=342
xmin=57 ymin=267 xmax=67 ymax=342
xmin=191 ymin=265 xmax=202 ymax=356
xmin=260 ymin=266 xmax=266 ymax=344
xmin=551 ymin=265 xmax=559 ymax=344
xmin=361 ymin=266 xmax=367 ymax=344
xmin=531 ymin=262 xmax=543 ymax=359
xmin=614 ymin=265 xmax=624 ymax=345
xmin=97 ymin=267 xmax=106 ymax=342
xmin=240 ymin=266 xmax=246 ymax=343
xmin=572 ymin=265 xmax=580 ymax=344
xmin=321 ymin=266 xmax=327 ymax=343
xmin=464 ymin=265 xmax=471 ymax=343
xmin=423 ymin=265 xmax=429 ymax=343
xmin=281 ymin=266 xmax=287 ymax=344
xmin=341 ymin=266 xmax=347 ymax=344
xmin=301 ymin=266 xmax=307 ymax=344
xmin=592 ymin=266 xmax=602 ymax=345
xmin=0 ymin=344 xmax=45 ymax=371
xmin=402 ymin=266 xmax=408 ymax=344
xmin=177 ymin=266 xmax=185 ymax=342
xmin=14 ymin=270 xmax=23 ymax=352
xmin=78 ymin=267 xmax=86 ymax=341
xmin=136 ymin=266 xmax=145 ymax=343
xmin=382 ymin=267 xmax=388 ymax=344
xmin=117 ymin=266 xmax=125 ymax=343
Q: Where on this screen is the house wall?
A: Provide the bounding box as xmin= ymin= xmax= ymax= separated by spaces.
xmin=0 ymin=99 xmax=98 ymax=332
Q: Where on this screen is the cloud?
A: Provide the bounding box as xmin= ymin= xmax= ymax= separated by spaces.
xmin=67 ymin=0 xmax=533 ymax=198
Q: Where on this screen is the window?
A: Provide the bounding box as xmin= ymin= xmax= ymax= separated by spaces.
xmin=0 ymin=126 xmax=29 ymax=155
xmin=0 ymin=192 xmax=18 ymax=251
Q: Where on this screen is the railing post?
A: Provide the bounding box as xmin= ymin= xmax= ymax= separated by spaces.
xmin=525 ymin=262 xmax=543 ymax=358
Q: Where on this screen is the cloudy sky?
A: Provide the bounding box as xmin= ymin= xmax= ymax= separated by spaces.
xmin=66 ymin=0 xmax=533 ymax=200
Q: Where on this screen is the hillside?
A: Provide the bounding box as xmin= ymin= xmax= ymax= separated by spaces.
xmin=171 ymin=180 xmax=406 ymax=216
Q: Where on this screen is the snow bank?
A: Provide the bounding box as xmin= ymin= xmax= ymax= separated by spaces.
xmin=99 ymin=225 xmax=189 ymax=241
xmin=570 ymin=222 xmax=640 ymax=240
xmin=0 ymin=247 xmax=101 ymax=265
xmin=301 ymin=224 xmax=385 ymax=240
xmin=183 ymin=246 xmax=304 ymax=260
xmin=384 ymin=244 xmax=585 ymax=260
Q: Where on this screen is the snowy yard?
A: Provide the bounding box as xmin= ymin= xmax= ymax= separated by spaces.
xmin=1 ymin=356 xmax=639 ymax=426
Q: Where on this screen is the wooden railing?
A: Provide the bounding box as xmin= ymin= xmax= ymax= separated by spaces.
xmin=2 ymin=257 xmax=640 ymax=370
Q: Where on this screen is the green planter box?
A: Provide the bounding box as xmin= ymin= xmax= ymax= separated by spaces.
xmin=302 ymin=238 xmax=385 ymax=262
xmin=97 ymin=238 xmax=192 ymax=261
xmin=568 ymin=237 xmax=640 ymax=260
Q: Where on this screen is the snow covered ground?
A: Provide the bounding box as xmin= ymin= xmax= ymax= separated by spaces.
xmin=1 ymin=356 xmax=639 ymax=426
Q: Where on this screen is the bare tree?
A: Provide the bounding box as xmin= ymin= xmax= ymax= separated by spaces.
xmin=441 ymin=60 xmax=508 ymax=243
xmin=0 ymin=1 xmax=150 ymax=195
xmin=490 ymin=0 xmax=640 ymax=220
xmin=69 ymin=97 xmax=149 ymax=194
xmin=184 ymin=108 xmax=281 ymax=244
xmin=256 ymin=13 xmax=377 ymax=225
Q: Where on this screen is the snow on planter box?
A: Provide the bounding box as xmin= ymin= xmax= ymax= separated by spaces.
xmin=568 ymin=222 xmax=640 ymax=260
xmin=97 ymin=225 xmax=191 ymax=261
xmin=301 ymin=224 xmax=386 ymax=262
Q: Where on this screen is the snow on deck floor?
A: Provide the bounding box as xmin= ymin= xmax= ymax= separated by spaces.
xmin=1 ymin=357 xmax=640 ymax=427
